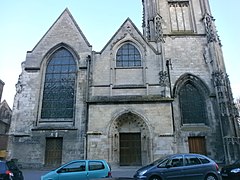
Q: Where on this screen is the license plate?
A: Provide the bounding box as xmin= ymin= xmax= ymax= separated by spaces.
xmin=221 ymin=173 xmax=228 ymax=177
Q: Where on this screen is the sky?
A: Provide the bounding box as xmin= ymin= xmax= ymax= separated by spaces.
xmin=0 ymin=0 xmax=239 ymax=108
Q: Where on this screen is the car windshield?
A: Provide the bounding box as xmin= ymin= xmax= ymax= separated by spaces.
xmin=234 ymin=159 xmax=240 ymax=164
xmin=150 ymin=156 xmax=169 ymax=166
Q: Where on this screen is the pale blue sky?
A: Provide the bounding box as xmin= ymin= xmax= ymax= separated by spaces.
xmin=0 ymin=0 xmax=239 ymax=107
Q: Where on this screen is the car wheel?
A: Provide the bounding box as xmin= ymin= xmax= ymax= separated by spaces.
xmin=149 ymin=175 xmax=162 ymax=180
xmin=205 ymin=174 xmax=217 ymax=180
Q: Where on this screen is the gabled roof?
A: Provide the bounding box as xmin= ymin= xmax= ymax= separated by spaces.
xmin=0 ymin=79 xmax=4 ymax=85
xmin=30 ymin=8 xmax=91 ymax=53
xmin=0 ymin=99 xmax=12 ymax=125
xmin=0 ymin=100 xmax=12 ymax=112
xmin=100 ymin=18 xmax=158 ymax=54
xmin=0 ymin=101 xmax=11 ymax=127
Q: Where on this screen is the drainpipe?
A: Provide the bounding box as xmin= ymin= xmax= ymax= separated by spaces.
xmin=85 ymin=55 xmax=91 ymax=159
xmin=166 ymin=59 xmax=175 ymax=133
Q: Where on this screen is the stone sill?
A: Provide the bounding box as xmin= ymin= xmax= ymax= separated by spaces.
xmin=181 ymin=124 xmax=211 ymax=131
xmin=32 ymin=127 xmax=77 ymax=131
xmin=88 ymin=95 xmax=174 ymax=104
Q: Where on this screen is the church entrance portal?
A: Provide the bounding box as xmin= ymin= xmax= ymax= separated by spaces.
xmin=109 ymin=111 xmax=151 ymax=166
xmin=120 ymin=133 xmax=141 ymax=166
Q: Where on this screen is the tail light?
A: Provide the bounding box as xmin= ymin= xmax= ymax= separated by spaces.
xmin=6 ymin=170 xmax=14 ymax=177
xmin=215 ymin=163 xmax=219 ymax=171
xmin=107 ymin=171 xmax=112 ymax=178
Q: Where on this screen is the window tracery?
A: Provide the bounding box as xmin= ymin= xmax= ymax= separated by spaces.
xmin=116 ymin=43 xmax=141 ymax=67
xmin=41 ymin=48 xmax=77 ymax=119
xmin=179 ymin=83 xmax=207 ymax=124
xmin=169 ymin=1 xmax=193 ymax=32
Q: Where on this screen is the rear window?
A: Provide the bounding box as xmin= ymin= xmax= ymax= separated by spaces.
xmin=199 ymin=157 xmax=210 ymax=164
xmin=185 ymin=156 xmax=201 ymax=166
xmin=6 ymin=161 xmax=18 ymax=170
xmin=89 ymin=161 xmax=105 ymax=171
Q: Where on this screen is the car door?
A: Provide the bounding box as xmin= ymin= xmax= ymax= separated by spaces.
xmin=163 ymin=155 xmax=185 ymax=180
xmin=58 ymin=161 xmax=88 ymax=180
xmin=0 ymin=162 xmax=8 ymax=179
xmin=181 ymin=154 xmax=203 ymax=180
xmin=87 ymin=160 xmax=108 ymax=179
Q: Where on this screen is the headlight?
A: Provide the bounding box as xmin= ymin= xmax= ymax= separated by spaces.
xmin=139 ymin=170 xmax=148 ymax=176
xmin=231 ymin=168 xmax=240 ymax=173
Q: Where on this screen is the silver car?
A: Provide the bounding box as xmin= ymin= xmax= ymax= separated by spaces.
xmin=134 ymin=153 xmax=221 ymax=180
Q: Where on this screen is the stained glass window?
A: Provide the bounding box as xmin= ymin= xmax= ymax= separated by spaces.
xmin=41 ymin=48 xmax=77 ymax=119
xmin=179 ymin=83 xmax=207 ymax=124
xmin=116 ymin=43 xmax=141 ymax=67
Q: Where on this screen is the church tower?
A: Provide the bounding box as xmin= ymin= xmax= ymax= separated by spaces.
xmin=142 ymin=0 xmax=240 ymax=163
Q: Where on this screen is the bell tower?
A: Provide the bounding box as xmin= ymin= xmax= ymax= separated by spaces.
xmin=142 ymin=0 xmax=164 ymax=42
xmin=142 ymin=0 xmax=240 ymax=164
xmin=142 ymin=0 xmax=209 ymax=40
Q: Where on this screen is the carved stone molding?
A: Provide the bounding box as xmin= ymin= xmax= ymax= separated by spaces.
xmin=203 ymin=13 xmax=221 ymax=45
xmin=155 ymin=14 xmax=165 ymax=42
xmin=159 ymin=70 xmax=169 ymax=87
xmin=212 ymin=70 xmax=225 ymax=87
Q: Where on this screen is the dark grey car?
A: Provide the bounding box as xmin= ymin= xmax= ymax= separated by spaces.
xmin=133 ymin=153 xmax=221 ymax=180
xmin=0 ymin=160 xmax=24 ymax=180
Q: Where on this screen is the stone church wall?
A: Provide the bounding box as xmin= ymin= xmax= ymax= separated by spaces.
xmin=87 ymin=103 xmax=174 ymax=165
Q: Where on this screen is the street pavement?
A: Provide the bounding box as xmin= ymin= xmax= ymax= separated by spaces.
xmin=22 ymin=166 xmax=139 ymax=180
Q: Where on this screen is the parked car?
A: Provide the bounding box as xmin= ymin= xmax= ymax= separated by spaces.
xmin=133 ymin=153 xmax=221 ymax=180
xmin=0 ymin=160 xmax=24 ymax=180
xmin=41 ymin=159 xmax=112 ymax=180
xmin=221 ymin=159 xmax=240 ymax=180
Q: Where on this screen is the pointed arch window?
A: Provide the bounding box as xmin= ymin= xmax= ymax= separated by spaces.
xmin=116 ymin=43 xmax=141 ymax=67
xmin=41 ymin=48 xmax=77 ymax=119
xmin=179 ymin=83 xmax=207 ymax=124
xmin=168 ymin=1 xmax=193 ymax=32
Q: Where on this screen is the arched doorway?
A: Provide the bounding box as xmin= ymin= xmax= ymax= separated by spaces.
xmin=109 ymin=111 xmax=151 ymax=166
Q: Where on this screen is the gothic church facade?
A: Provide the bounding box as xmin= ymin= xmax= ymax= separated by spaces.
xmin=8 ymin=0 xmax=239 ymax=168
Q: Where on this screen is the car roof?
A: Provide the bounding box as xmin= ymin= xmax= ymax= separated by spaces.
xmin=159 ymin=153 xmax=212 ymax=161
xmin=69 ymin=159 xmax=107 ymax=162
xmin=170 ymin=153 xmax=209 ymax=157
xmin=61 ymin=159 xmax=108 ymax=166
xmin=153 ymin=153 xmax=210 ymax=161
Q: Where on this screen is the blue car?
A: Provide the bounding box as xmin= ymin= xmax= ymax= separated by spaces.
xmin=134 ymin=153 xmax=221 ymax=180
xmin=41 ymin=160 xmax=112 ymax=180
